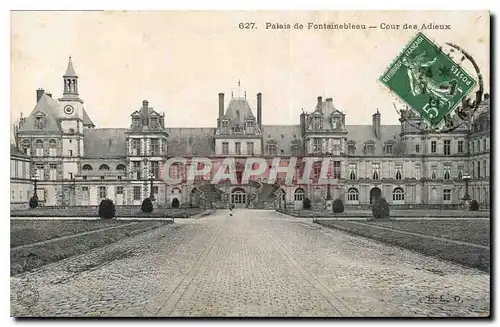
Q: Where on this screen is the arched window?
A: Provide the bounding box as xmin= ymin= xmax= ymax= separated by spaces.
xmin=392 ymin=187 xmax=405 ymax=203
xmin=347 ymin=187 xmax=359 ymax=203
xmin=82 ymin=164 xmax=93 ymax=171
xmin=116 ymin=164 xmax=126 ymax=171
xmin=294 ymin=188 xmax=305 ymax=201
xmin=99 ymin=164 xmax=110 ymax=171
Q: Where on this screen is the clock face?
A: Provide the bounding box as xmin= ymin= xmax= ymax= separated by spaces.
xmin=64 ymin=105 xmax=74 ymax=115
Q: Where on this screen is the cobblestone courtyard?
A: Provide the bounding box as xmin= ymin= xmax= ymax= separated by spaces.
xmin=11 ymin=210 xmax=490 ymax=317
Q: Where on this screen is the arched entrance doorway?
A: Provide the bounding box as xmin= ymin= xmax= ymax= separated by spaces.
xmin=277 ymin=188 xmax=286 ymax=209
xmin=231 ymin=188 xmax=246 ymax=208
xmin=370 ymin=187 xmax=382 ymax=204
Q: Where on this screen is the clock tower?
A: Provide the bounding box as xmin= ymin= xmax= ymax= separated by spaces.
xmin=58 ymin=57 xmax=85 ymax=179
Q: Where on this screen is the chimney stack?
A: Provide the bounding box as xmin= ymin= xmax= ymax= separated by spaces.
xmin=372 ymin=109 xmax=381 ymax=139
xmin=142 ymin=100 xmax=149 ymax=126
xmin=317 ymin=96 xmax=323 ymax=112
xmin=36 ymin=88 xmax=44 ymax=103
xmin=218 ymin=93 xmax=224 ymax=118
xmin=257 ymin=93 xmax=262 ymax=128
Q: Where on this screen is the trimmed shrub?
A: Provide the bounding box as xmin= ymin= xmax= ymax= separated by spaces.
xmin=29 ymin=196 xmax=38 ymax=209
xmin=302 ymin=197 xmax=312 ymax=210
xmin=372 ymin=197 xmax=390 ymax=219
xmin=98 ymin=199 xmax=116 ymax=219
xmin=141 ymin=197 xmax=154 ymax=213
xmin=171 ymin=198 xmax=180 ymax=208
xmin=469 ymin=200 xmax=479 ymax=211
xmin=332 ymin=199 xmax=344 ymax=213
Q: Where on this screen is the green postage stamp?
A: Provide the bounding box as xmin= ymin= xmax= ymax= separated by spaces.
xmin=379 ymin=32 xmax=477 ymax=128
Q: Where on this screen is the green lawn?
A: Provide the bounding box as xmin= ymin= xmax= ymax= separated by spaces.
xmin=11 ymin=219 xmax=129 ymax=248
xmin=316 ymin=219 xmax=490 ymax=272
xmin=10 ymin=220 xmax=171 ymax=275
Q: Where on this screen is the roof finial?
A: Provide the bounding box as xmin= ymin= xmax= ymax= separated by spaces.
xmin=237 ymin=79 xmax=240 ymax=98
xmin=244 ymin=90 xmax=246 ymax=98
xmin=64 ymin=56 xmax=77 ymax=77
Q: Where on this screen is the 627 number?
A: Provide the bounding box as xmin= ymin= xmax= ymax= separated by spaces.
xmin=239 ymin=22 xmax=256 ymax=29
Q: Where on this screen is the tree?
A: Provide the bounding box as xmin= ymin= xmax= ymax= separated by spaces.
xmin=98 ymin=199 xmax=116 ymax=219
xmin=332 ymin=199 xmax=344 ymax=213
xmin=141 ymin=197 xmax=154 ymax=213
xmin=372 ymin=197 xmax=390 ymax=219
xmin=469 ymin=200 xmax=479 ymax=211
xmin=29 ymin=196 xmax=38 ymax=209
xmin=302 ymin=197 xmax=311 ymax=210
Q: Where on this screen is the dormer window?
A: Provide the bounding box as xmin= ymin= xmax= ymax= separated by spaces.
xmin=291 ymin=144 xmax=301 ymax=156
xmin=267 ymin=144 xmax=277 ymax=156
xmin=313 ymin=116 xmax=322 ymax=130
xmin=347 ymin=142 xmax=356 ymax=155
xmin=35 ymin=117 xmax=45 ymax=129
xmin=132 ymin=117 xmax=141 ymax=129
xmin=364 ymin=142 xmax=376 ymax=155
xmin=221 ymin=120 xmax=229 ymax=134
xmin=384 ymin=143 xmax=393 ymax=154
xmin=246 ymin=119 xmax=255 ymax=134
xmin=150 ymin=117 xmax=158 ymax=129
xmin=332 ymin=117 xmax=341 ymax=129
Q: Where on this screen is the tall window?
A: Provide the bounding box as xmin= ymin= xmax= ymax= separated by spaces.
xmin=415 ymin=144 xmax=420 ymax=153
xmin=477 ymin=161 xmax=481 ymax=178
xmin=36 ymin=164 xmax=44 ymax=181
xmin=349 ymin=163 xmax=356 ymax=180
xmin=22 ymin=140 xmax=31 ymax=156
xmin=471 ymin=141 xmax=475 ymax=153
xmin=415 ymin=164 xmax=421 ymax=179
xmin=347 ymin=187 xmax=359 ymax=203
xmin=35 ymin=140 xmax=43 ymax=156
xmin=483 ymin=160 xmax=487 ymax=178
xmin=331 ymin=117 xmax=340 ymax=129
xmin=443 ymin=189 xmax=452 ymax=202
xmin=313 ymin=116 xmax=322 ymax=130
xmin=49 ymin=140 xmax=57 ymax=156
xmin=131 ymin=139 xmax=141 ymax=155
xmin=457 ymin=141 xmax=464 ymax=153
xmin=133 ymin=186 xmax=141 ymax=201
xmin=372 ymin=163 xmax=380 ymax=180
xmin=151 ymin=161 xmax=159 ymax=179
xmin=235 ymin=142 xmax=241 ymax=155
xmin=332 ymin=139 xmax=341 ymax=155
xmin=333 ymin=161 xmax=341 ymax=179
xmin=444 ymin=163 xmax=451 ymax=180
xmin=170 ymin=164 xmax=180 ymax=179
xmin=385 ymin=143 xmax=393 ymax=154
xmin=222 ymin=142 xmax=229 ymax=155
xmin=395 ymin=163 xmax=402 ymax=180
xmin=49 ymin=164 xmax=57 ymax=180
xmin=313 ymin=138 xmax=321 ymax=153
xmin=431 ymin=141 xmax=437 ymax=153
xmin=247 ymin=142 xmax=254 ymax=156
xmin=483 ymin=139 xmax=487 ymax=151
xmin=431 ymin=166 xmax=437 ymax=180
xmin=291 ymin=144 xmax=300 ymax=156
xmin=116 ymin=186 xmax=124 ymax=195
xmin=443 ymin=140 xmax=451 ymax=156
xmin=313 ymin=162 xmax=321 ymax=180
xmin=99 ymin=186 xmax=107 ymax=199
xmin=151 ymin=138 xmax=160 ymax=155
xmin=458 ymin=165 xmax=464 ymax=179
xmin=472 ymin=162 xmax=475 ymax=178
xmin=392 ymin=187 xmax=405 ymax=203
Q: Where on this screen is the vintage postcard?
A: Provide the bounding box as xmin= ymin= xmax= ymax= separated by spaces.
xmin=10 ymin=10 xmax=490 ymax=318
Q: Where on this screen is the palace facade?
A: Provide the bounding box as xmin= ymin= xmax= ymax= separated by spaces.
xmin=11 ymin=58 xmax=491 ymax=209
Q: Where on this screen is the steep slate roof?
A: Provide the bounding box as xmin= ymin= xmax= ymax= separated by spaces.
xmin=83 ymin=128 xmax=127 ymax=158
xmin=262 ymin=125 xmax=302 ymax=155
xmin=166 ymin=128 xmax=216 ymax=156
xmin=221 ymin=98 xmax=256 ymax=126
xmin=82 ymin=109 xmax=95 ymax=127
xmin=10 ymin=144 xmax=28 ymax=158
xmin=64 ymin=57 xmax=77 ymax=77
xmin=346 ymin=125 xmax=402 ymax=156
xmin=18 ymin=94 xmax=61 ymax=132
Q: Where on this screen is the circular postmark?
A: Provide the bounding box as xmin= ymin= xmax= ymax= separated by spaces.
xmin=16 ymin=283 xmax=39 ymax=309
